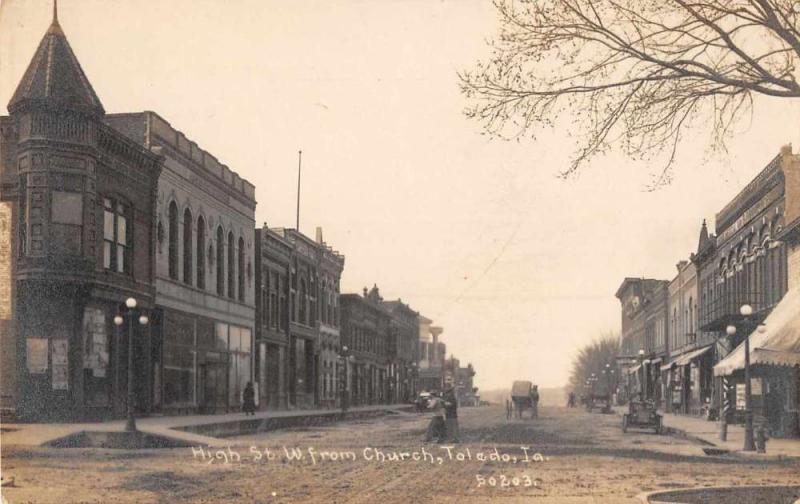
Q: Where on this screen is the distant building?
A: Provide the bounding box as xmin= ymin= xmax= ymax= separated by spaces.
xmin=616 ymin=278 xmax=669 ymax=404
xmin=665 ymin=257 xmax=713 ymax=415
xmin=382 ymin=298 xmax=419 ymax=403
xmin=340 ymin=286 xmax=390 ymax=405
xmin=417 ymin=316 xmax=446 ymax=393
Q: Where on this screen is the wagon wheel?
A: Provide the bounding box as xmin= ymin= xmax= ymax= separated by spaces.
xmin=622 ymin=414 xmax=628 ymax=433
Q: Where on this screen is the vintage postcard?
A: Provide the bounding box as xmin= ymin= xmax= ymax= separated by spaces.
xmin=1 ymin=1 xmax=799 ymax=503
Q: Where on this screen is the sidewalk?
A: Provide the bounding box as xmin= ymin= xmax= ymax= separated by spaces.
xmin=0 ymin=403 xmax=414 ymax=448
xmin=660 ymin=411 xmax=800 ymax=458
xmin=614 ymin=406 xmax=800 ymax=458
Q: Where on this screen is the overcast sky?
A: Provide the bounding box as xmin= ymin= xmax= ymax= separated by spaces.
xmin=2 ymin=0 xmax=798 ymax=390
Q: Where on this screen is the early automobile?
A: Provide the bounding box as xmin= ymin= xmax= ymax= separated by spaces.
xmin=415 ymin=391 xmax=432 ymax=413
xmin=585 ymin=380 xmax=612 ymax=413
xmin=622 ymin=399 xmax=663 ymax=434
xmin=507 ymin=380 xmax=540 ymax=420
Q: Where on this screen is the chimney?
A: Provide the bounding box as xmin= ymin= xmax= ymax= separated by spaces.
xmin=316 ymin=226 xmax=323 ymax=244
xmin=781 ymin=144 xmax=800 ymax=227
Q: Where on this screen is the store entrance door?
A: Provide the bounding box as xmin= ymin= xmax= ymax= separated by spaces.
xmin=199 ymin=355 xmax=227 ymax=414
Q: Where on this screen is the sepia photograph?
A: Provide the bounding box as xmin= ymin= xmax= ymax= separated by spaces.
xmin=1 ymin=1 xmax=800 ymax=502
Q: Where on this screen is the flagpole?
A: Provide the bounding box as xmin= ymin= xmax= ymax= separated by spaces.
xmin=296 ymin=150 xmax=302 ymax=231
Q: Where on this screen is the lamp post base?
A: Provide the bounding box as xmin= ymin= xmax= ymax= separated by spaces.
xmin=743 ymin=412 xmax=755 ymax=451
xmin=125 ymin=415 xmax=137 ymax=433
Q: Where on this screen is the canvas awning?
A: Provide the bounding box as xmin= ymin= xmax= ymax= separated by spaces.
xmin=659 ymin=346 xmax=711 ymax=371
xmin=674 ymin=345 xmax=712 ymax=367
xmin=714 ymin=287 xmax=800 ymax=376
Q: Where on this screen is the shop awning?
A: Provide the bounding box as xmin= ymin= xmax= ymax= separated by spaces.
xmin=714 ymin=287 xmax=800 ymax=376
xmin=627 ymin=363 xmax=642 ymax=375
xmin=659 ymin=346 xmax=711 ymax=371
xmin=674 ymin=345 xmax=713 ymax=367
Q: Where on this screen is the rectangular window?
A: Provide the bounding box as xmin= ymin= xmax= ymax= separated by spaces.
xmin=103 ymin=198 xmax=130 ymax=273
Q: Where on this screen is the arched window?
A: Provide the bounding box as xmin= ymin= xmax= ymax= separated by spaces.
xmin=238 ymin=236 xmax=245 ymax=301
xmin=168 ymin=201 xmax=179 ymax=280
xmin=228 ymin=231 xmax=235 ymax=299
xmin=197 ymin=216 xmax=206 ymax=289
xmin=216 ymin=226 xmax=224 ymax=296
xmin=688 ymin=297 xmax=694 ymax=335
xmin=183 ymin=208 xmax=193 ymax=285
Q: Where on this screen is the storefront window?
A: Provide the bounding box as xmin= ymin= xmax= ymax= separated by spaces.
xmin=227 ymin=326 xmax=252 ymax=407
xmin=164 ymin=312 xmax=196 ymax=405
xmin=82 ymin=307 xmax=109 ymax=406
xmin=163 ymin=345 xmax=196 ymax=405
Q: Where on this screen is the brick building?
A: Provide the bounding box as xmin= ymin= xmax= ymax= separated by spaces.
xmin=340 ymin=286 xmax=390 ymax=406
xmin=616 ymin=278 xmax=669 ymax=404
xmin=0 ymin=11 xmax=163 ymax=420
xmin=106 ymin=112 xmax=257 ymax=415
xmin=264 ymin=227 xmax=344 ymax=409
xmin=382 ymin=299 xmax=419 ymax=403
xmin=664 ymin=255 xmax=714 ymax=415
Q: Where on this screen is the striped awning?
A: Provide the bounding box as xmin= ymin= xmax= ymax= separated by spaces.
xmin=714 ymin=287 xmax=800 ymax=376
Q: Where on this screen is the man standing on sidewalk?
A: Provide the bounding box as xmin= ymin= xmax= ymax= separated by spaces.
xmin=443 ymin=382 xmax=460 ymax=443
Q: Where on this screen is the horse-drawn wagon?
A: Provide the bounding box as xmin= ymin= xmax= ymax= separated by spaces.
xmin=506 ymin=381 xmax=540 ymax=420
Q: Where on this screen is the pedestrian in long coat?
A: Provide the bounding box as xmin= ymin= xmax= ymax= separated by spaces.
xmin=443 ymin=385 xmax=460 ymax=443
xmin=243 ymin=382 xmax=257 ymax=416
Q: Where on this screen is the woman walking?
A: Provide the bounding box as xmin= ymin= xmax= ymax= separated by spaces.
xmin=243 ymin=381 xmax=257 ymax=416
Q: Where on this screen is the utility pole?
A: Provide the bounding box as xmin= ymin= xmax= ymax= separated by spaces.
xmin=296 ymin=150 xmax=302 ymax=231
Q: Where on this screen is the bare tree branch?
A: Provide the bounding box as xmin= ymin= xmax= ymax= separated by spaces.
xmin=460 ymin=0 xmax=800 ymax=183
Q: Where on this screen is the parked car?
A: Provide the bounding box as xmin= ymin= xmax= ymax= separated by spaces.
xmin=415 ymin=391 xmax=432 ymax=412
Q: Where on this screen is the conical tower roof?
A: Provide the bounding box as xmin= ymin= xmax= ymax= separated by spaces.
xmin=8 ymin=2 xmax=104 ymax=116
xmin=697 ymin=219 xmax=710 ymax=253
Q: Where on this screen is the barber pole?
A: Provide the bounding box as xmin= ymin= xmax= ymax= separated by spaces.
xmin=719 ymin=376 xmax=730 ymax=441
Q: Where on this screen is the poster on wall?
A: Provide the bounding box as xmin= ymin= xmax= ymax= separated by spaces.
xmin=26 ymin=337 xmax=48 ymax=374
xmin=736 ymin=379 xmax=763 ymax=409
xmin=51 ymin=339 xmax=69 ymax=390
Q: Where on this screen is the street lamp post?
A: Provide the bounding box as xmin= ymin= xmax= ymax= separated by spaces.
xmin=724 ymin=304 xmax=758 ymax=451
xmin=740 ymin=304 xmax=756 ymax=452
xmin=113 ymin=297 xmax=149 ymax=433
xmin=339 ymin=345 xmax=352 ymax=412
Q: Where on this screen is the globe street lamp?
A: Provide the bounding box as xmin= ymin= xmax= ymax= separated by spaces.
xmin=113 ymin=297 xmax=148 ymax=432
xmin=723 ymin=304 xmax=759 ymax=451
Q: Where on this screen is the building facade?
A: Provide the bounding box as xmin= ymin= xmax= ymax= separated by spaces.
xmin=0 ymin=13 xmax=163 ymax=421
xmin=417 ymin=316 xmax=446 ymax=393
xmin=665 ymin=257 xmax=714 ymax=415
xmin=382 ymin=299 xmax=419 ymax=403
xmin=340 ymin=286 xmax=390 ymax=406
xmin=264 ymin=227 xmax=344 ymax=409
xmin=106 ymin=111 xmax=257 ymax=415
xmin=697 ymin=151 xmax=790 ymax=432
xmin=616 ymin=278 xmax=669 ymax=404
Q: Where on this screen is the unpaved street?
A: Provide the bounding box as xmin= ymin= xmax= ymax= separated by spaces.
xmin=3 ymin=406 xmax=799 ymax=503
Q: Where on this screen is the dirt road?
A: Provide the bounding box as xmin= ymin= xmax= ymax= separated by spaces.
xmin=3 ymin=406 xmax=799 ymax=503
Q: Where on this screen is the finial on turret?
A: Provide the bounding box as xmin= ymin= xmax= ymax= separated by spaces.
xmin=54 ymin=0 xmax=58 ymax=22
